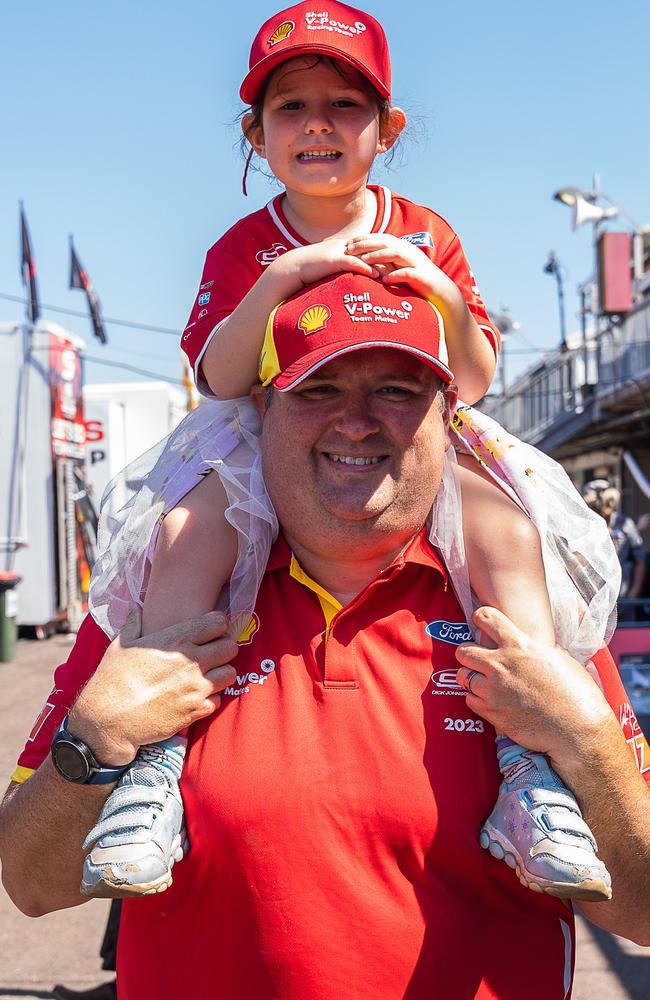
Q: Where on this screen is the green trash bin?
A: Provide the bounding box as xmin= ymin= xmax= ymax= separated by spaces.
xmin=0 ymin=573 xmax=21 ymax=662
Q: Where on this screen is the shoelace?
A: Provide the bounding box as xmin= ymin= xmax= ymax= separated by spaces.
xmin=137 ymin=740 xmax=185 ymax=782
xmin=496 ymin=744 xmax=564 ymax=790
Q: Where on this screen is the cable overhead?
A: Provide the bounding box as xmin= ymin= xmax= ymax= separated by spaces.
xmin=83 ymin=355 xmax=184 ymax=385
xmin=28 ymin=345 xmax=183 ymax=385
xmin=0 ymin=291 xmax=180 ymax=336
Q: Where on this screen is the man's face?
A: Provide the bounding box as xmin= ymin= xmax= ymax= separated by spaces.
xmin=253 ymin=349 xmax=456 ymax=556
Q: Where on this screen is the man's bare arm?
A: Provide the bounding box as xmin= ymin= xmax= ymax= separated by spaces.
xmin=0 ymin=771 xmax=111 ymax=915
xmin=568 ymin=723 xmax=650 ymax=940
xmin=0 ymin=610 xmax=237 ymax=916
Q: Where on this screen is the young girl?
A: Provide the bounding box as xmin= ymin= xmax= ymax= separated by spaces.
xmin=83 ymin=1 xmax=619 ymax=902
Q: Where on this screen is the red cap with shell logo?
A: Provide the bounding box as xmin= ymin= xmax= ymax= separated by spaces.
xmin=259 ymin=272 xmax=453 ymax=391
xmin=240 ymin=2 xmax=392 ymax=105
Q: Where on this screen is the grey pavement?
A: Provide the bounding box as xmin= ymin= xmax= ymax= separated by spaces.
xmin=0 ymin=635 xmax=649 ymax=999
xmin=0 ymin=635 xmax=113 ymax=999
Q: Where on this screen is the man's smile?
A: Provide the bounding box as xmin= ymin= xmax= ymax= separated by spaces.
xmin=323 ymin=452 xmax=386 ymax=467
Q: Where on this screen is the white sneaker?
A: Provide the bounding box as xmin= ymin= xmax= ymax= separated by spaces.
xmin=81 ymin=736 xmax=187 ymax=898
xmin=480 ymin=740 xmax=612 ymax=902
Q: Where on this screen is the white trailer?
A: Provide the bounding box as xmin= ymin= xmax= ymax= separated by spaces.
xmin=0 ymin=320 xmax=89 ymax=632
xmin=83 ymin=381 xmax=187 ymax=512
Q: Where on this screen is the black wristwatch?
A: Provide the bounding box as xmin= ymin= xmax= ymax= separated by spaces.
xmin=50 ymin=715 xmax=133 ymax=785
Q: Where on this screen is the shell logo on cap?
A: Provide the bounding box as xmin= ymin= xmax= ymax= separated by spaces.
xmin=297 ymin=304 xmax=331 ymax=335
xmin=268 ymin=20 xmax=295 ymax=46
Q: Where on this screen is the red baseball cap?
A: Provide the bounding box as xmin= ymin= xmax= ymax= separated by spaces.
xmin=259 ymin=272 xmax=453 ymax=391
xmin=240 ymin=2 xmax=391 ymax=106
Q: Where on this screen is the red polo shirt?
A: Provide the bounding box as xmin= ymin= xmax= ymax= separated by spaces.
xmin=14 ymin=531 xmax=649 ymax=999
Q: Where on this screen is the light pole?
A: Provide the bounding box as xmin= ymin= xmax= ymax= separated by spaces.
xmin=551 ymin=178 xmax=641 ymax=393
xmin=553 ymin=181 xmax=642 ymax=234
xmin=553 ymin=178 xmax=644 ymax=313
xmin=543 ymin=251 xmax=567 ymax=351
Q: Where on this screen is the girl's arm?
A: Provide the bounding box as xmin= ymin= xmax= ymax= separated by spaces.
xmin=200 ymin=241 xmax=378 ymax=399
xmin=346 ymin=234 xmax=496 ymax=405
xmin=455 ymin=453 xmax=555 ymax=644
xmin=142 ymin=473 xmax=238 ymax=634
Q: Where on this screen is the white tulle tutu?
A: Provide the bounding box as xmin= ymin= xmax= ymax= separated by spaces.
xmin=89 ymin=397 xmax=620 ymax=665
xmin=430 ymin=404 xmax=620 ymax=666
xmin=89 ymin=398 xmax=278 ymax=641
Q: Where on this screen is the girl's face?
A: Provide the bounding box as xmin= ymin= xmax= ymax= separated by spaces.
xmin=246 ymin=57 xmax=400 ymax=199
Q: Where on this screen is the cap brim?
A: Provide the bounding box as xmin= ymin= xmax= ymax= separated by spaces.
xmin=240 ymin=44 xmax=390 ymax=104
xmin=273 ymin=339 xmax=453 ymax=391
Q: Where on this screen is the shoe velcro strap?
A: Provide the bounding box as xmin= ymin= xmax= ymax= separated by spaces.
xmin=524 ymin=789 xmax=597 ymax=848
xmin=83 ymin=802 xmax=169 ymax=849
xmin=82 ymin=788 xmax=169 ymax=849
xmin=524 ymin=787 xmax=583 ymax=813
xmin=543 ymin=814 xmax=597 ymax=847
xmin=101 ymin=784 xmax=169 ymax=813
xmin=83 ymin=815 xmax=157 ymax=849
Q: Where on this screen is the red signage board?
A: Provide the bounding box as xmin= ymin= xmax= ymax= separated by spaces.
xmin=598 ymin=232 xmax=633 ymax=315
xmin=49 ymin=333 xmax=86 ymax=459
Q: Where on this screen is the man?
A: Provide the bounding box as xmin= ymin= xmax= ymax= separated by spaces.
xmin=2 ymin=274 xmax=650 ymax=1000
xmin=583 ymin=479 xmax=646 ymax=601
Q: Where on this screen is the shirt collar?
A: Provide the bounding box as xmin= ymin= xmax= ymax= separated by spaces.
xmin=266 ymin=526 xmax=448 ymax=586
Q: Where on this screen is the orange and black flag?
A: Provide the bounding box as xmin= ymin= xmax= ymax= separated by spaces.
xmin=20 ymin=203 xmax=40 ymax=324
xmin=69 ymin=237 xmax=107 ymax=344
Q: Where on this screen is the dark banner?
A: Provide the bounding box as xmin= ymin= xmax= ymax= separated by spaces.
xmin=20 ymin=204 xmax=40 ymax=324
xmin=69 ymin=239 xmax=107 ymax=344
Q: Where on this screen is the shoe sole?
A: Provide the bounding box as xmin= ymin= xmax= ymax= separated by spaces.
xmin=80 ymin=834 xmax=183 ymax=899
xmin=480 ymin=822 xmax=612 ymax=902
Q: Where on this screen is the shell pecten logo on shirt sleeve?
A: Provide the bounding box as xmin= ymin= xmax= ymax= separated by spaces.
xmin=236 ymin=613 xmax=260 ymax=645
xmin=298 ymin=304 xmax=331 ymax=336
xmin=268 ymin=20 xmax=295 ymax=46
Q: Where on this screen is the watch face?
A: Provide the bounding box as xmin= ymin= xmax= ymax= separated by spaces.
xmin=54 ymin=739 xmax=90 ymax=782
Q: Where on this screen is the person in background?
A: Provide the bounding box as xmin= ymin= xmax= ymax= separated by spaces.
xmin=583 ymin=480 xmax=647 ymax=615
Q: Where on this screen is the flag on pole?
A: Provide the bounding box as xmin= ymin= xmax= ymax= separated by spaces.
xmin=69 ymin=238 xmax=107 ymax=344
xmin=19 ymin=203 xmax=40 ymax=324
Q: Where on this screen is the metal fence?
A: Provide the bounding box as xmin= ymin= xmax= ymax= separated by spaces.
xmin=481 ymin=298 xmax=650 ymax=444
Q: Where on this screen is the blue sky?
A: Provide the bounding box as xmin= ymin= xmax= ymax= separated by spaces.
xmin=1 ymin=0 xmax=647 ymax=390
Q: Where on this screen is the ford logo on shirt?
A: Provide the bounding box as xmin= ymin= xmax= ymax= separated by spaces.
xmin=425 ymin=620 xmax=473 ymax=645
xmin=401 ymin=232 xmax=435 ymax=248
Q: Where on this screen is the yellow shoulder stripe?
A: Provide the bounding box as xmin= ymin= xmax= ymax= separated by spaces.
xmin=10 ymin=765 xmax=35 ymax=784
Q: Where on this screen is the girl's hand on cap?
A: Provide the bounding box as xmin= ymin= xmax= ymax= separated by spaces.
xmin=345 ymin=233 xmax=459 ymax=306
xmin=269 ymin=240 xmax=379 ymax=291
